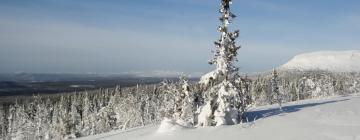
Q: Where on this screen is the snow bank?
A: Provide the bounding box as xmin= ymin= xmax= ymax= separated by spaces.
xmin=157 ymin=118 xmax=192 ymax=133
xmin=280 ymin=50 xmax=360 ymax=72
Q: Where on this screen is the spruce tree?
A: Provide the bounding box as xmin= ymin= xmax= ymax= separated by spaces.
xmin=271 ymin=68 xmax=282 ymax=110
xmin=0 ymin=105 xmax=5 ymax=138
xmin=197 ymin=0 xmax=246 ymax=126
xmin=173 ymin=76 xmax=195 ymax=126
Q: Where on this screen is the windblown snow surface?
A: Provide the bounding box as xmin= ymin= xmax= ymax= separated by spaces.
xmin=78 ymin=94 xmax=360 ymax=140
xmin=280 ymin=50 xmax=360 ymax=72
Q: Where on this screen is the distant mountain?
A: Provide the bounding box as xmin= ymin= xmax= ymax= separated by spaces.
xmin=280 ymin=50 xmax=360 ymax=72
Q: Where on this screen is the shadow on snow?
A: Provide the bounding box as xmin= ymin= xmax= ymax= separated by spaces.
xmin=243 ymin=98 xmax=350 ymax=123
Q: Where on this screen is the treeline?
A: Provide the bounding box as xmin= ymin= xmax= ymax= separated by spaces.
xmin=0 ymin=81 xmax=188 ymax=139
xmin=250 ymin=71 xmax=359 ymax=105
xmin=0 ymin=71 xmax=359 ymax=139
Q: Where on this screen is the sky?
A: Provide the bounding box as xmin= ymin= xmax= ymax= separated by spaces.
xmin=0 ymin=0 xmax=359 ymax=75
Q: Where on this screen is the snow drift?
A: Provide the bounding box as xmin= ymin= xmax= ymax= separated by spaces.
xmin=280 ymin=50 xmax=360 ymax=72
xmin=157 ymin=118 xmax=193 ymax=133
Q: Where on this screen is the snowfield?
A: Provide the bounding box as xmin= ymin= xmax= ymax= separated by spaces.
xmin=78 ymin=94 xmax=360 ymax=140
xmin=280 ymin=50 xmax=360 ymax=72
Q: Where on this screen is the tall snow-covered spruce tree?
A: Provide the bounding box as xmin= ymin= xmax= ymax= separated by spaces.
xmin=197 ymin=0 xmax=246 ymax=126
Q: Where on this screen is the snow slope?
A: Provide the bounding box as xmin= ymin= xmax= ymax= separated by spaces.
xmin=280 ymin=50 xmax=360 ymax=72
xmin=78 ymin=94 xmax=360 ymax=140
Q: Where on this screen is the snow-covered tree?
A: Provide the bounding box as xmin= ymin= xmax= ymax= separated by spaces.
xmin=34 ymin=96 xmax=52 ymax=140
xmin=0 ymin=105 xmax=5 ymax=138
xmin=271 ymin=69 xmax=282 ymax=110
xmin=180 ymin=78 xmax=196 ymax=124
xmin=8 ymin=102 xmax=26 ymax=140
xmin=159 ymin=80 xmax=177 ymax=119
xmin=172 ymin=76 xmax=196 ymax=126
xmin=56 ymin=96 xmax=68 ymax=139
xmin=197 ymin=0 xmax=246 ymax=126
xmin=68 ymin=94 xmax=81 ymax=138
xmin=80 ymin=91 xmax=97 ymax=136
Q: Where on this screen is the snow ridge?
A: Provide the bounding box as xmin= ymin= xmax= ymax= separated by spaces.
xmin=280 ymin=50 xmax=360 ymax=72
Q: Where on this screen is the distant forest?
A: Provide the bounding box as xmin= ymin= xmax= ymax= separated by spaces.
xmin=0 ymin=73 xmax=187 ymax=96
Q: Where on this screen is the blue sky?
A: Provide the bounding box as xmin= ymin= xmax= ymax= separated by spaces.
xmin=0 ymin=0 xmax=359 ymax=74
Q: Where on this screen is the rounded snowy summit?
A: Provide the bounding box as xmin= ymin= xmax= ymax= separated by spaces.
xmin=280 ymin=50 xmax=360 ymax=72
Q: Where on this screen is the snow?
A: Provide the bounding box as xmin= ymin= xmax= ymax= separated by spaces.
xmin=199 ymin=71 xmax=217 ymax=87
xmin=78 ymin=94 xmax=360 ymax=140
xmin=213 ymin=81 xmax=241 ymax=126
xmin=156 ymin=118 xmax=191 ymax=133
xmin=280 ymin=50 xmax=360 ymax=72
xmin=196 ymin=80 xmax=243 ymax=126
xmin=198 ymin=69 xmax=226 ymax=88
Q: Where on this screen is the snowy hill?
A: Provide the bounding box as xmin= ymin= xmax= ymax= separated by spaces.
xmin=280 ymin=50 xmax=360 ymax=72
xmin=78 ymin=94 xmax=360 ymax=140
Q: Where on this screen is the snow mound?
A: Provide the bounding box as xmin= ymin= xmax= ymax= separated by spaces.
xmin=157 ymin=118 xmax=192 ymax=133
xmin=280 ymin=50 xmax=360 ymax=72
